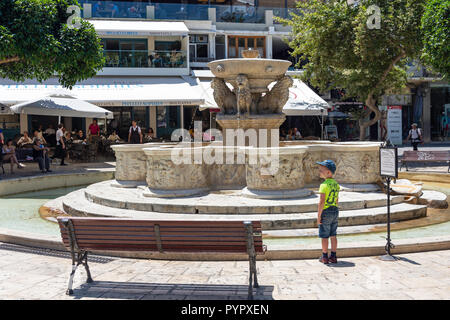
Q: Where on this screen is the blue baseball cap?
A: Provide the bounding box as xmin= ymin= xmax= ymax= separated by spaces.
xmin=316 ymin=160 xmax=336 ymax=174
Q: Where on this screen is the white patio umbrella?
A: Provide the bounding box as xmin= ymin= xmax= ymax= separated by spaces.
xmin=9 ymin=92 xmax=114 ymax=119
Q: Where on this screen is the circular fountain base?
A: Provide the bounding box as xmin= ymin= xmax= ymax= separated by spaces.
xmin=141 ymin=186 xmax=210 ymax=198
xmin=241 ymin=187 xmax=313 ymax=199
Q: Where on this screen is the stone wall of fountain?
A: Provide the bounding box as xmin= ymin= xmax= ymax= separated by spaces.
xmin=111 ymin=141 xmax=381 ymax=198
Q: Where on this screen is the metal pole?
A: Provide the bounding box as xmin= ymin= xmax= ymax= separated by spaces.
xmin=387 ymin=177 xmax=391 ymax=255
xmin=380 ymin=176 xmax=396 ymax=261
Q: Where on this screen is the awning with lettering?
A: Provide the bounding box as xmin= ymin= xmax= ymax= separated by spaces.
xmin=0 ymin=77 xmax=204 ymax=107
xmin=90 ymin=20 xmax=189 ymax=36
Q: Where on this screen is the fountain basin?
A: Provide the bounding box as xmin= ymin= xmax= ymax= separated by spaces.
xmin=208 ymin=58 xmax=291 ymax=93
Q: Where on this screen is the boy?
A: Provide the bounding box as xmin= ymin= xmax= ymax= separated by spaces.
xmin=316 ymin=160 xmax=340 ymax=264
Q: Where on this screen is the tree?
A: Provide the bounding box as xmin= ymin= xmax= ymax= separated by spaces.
xmin=0 ymin=0 xmax=104 ymax=89
xmin=278 ymin=0 xmax=425 ymax=140
xmin=421 ymin=0 xmax=450 ymax=80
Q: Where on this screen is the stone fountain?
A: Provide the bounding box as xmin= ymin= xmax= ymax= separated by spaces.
xmin=209 ymin=49 xmax=293 ymax=147
xmin=105 ymin=50 xmax=382 ymax=200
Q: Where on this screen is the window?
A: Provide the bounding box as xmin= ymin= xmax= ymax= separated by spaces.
xmin=101 ymin=38 xmax=147 ymax=67
xmin=227 ymin=36 xmax=265 ymax=58
xmin=189 ymin=34 xmax=209 ymax=62
xmin=215 ymin=35 xmax=225 ymax=59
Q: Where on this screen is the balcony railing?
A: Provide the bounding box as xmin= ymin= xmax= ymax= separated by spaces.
xmin=104 ymin=50 xmax=187 ymax=68
xmin=79 ymin=0 xmax=147 ymax=19
xmin=78 ymin=1 xmax=298 ymax=23
xmin=154 ymin=3 xmax=209 ymax=20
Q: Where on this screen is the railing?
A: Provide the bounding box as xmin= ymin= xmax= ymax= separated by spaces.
xmin=103 ymin=50 xmax=187 ymax=68
xmin=79 ymin=0 xmax=147 ymax=19
xmin=154 ymin=3 xmax=209 ymax=21
xmin=189 ymin=56 xmax=215 ymax=63
xmin=78 ymin=1 xmax=299 ymax=24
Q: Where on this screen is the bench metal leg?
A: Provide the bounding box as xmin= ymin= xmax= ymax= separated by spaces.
xmin=66 ymin=250 xmax=93 ymax=295
xmin=245 ymin=222 xmax=258 ymax=300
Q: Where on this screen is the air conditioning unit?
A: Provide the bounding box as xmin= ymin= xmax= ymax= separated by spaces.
xmin=197 ymin=35 xmax=208 ymax=43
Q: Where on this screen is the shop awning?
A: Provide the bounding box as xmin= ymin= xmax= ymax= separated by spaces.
xmin=90 ymin=20 xmax=189 ymax=36
xmin=0 ymin=77 xmax=204 ymax=107
xmin=10 ymin=93 xmax=114 ymax=119
xmin=282 ymin=79 xmax=330 ymax=116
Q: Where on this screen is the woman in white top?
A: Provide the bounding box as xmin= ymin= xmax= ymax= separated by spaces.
xmin=2 ymin=139 xmax=25 ymax=173
xmin=17 ymin=131 xmax=33 ymax=147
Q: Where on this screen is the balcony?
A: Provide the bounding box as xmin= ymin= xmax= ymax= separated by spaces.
xmin=79 ymin=0 xmax=148 ymax=19
xmin=103 ymin=50 xmax=188 ymax=68
xmin=79 ymin=1 xmax=297 ymax=24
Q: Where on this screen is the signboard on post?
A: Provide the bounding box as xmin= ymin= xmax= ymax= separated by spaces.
xmin=387 ymin=106 xmax=402 ymax=146
xmin=379 ymin=146 xmax=398 ymax=178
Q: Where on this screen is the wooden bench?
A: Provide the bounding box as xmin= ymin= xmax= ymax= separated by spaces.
xmin=400 ymin=151 xmax=450 ymax=172
xmin=57 ymin=217 xmax=266 ymax=299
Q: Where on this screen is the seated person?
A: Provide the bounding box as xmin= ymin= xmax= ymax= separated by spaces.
xmin=107 ymin=131 xmax=121 ymax=142
xmin=285 ymin=129 xmax=294 ymax=141
xmin=2 ymin=139 xmax=25 ymax=173
xmin=293 ymin=127 xmax=303 ymax=140
xmin=75 ymin=130 xmax=86 ymax=142
xmin=32 ymin=138 xmax=52 ymax=174
xmin=17 ymin=131 xmax=33 ymax=147
xmin=127 ymin=6 xmax=142 ymax=18
xmin=144 ymin=128 xmax=155 ymax=142
xmin=64 ymin=131 xmax=73 ymax=143
xmin=32 ymin=129 xmax=47 ymax=145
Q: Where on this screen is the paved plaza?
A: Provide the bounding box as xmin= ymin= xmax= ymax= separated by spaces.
xmin=0 ymin=242 xmax=448 ymax=300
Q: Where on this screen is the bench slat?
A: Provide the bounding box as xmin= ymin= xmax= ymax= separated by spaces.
xmin=69 ymin=219 xmax=256 ymax=227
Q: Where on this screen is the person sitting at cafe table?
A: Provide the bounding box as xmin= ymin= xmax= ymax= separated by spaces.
xmin=108 ymin=131 xmax=121 ymax=142
xmin=33 ymin=138 xmax=52 ymax=174
xmin=144 ymin=128 xmax=155 ymax=142
xmin=75 ymin=130 xmax=86 ymax=142
xmin=32 ymin=130 xmax=47 ymax=145
xmin=17 ymin=131 xmax=33 ymax=148
xmin=128 ymin=120 xmax=143 ymax=144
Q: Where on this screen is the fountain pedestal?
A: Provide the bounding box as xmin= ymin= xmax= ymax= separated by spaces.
xmin=216 ymin=113 xmax=285 ymax=147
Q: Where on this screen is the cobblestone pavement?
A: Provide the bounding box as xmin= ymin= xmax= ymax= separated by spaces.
xmin=0 ymin=242 xmax=448 ymax=300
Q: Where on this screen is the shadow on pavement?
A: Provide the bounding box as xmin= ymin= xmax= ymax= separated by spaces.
xmin=0 ymin=243 xmax=114 ymax=264
xmin=326 ymin=261 xmax=355 ymax=268
xmin=72 ymin=281 xmax=274 ymax=300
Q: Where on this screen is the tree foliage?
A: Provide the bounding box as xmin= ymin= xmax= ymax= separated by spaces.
xmin=0 ymin=0 xmax=105 ymax=88
xmin=278 ymin=0 xmax=425 ymax=140
xmin=421 ymin=0 xmax=450 ymax=80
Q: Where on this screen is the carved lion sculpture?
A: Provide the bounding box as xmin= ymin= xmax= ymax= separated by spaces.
xmin=211 ymin=78 xmax=237 ymax=114
xmin=236 ymin=74 xmax=252 ymax=115
xmin=258 ymin=75 xmax=293 ymax=114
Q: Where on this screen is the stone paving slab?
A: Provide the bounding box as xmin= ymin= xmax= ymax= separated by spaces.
xmin=0 ymin=242 xmax=449 ymax=300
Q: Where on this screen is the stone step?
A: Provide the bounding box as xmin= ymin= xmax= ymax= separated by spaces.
xmin=263 ymin=223 xmax=390 ymax=238
xmin=61 ymin=189 xmax=427 ymax=231
xmin=83 ymin=180 xmax=404 ymax=215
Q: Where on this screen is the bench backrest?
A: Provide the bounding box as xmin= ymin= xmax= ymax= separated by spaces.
xmin=403 ymin=151 xmax=450 ymax=161
xmin=57 ymin=217 xmax=264 ymax=254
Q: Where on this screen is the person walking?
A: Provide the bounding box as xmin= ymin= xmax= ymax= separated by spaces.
xmin=128 ymin=120 xmax=142 ymax=144
xmin=406 ymin=123 xmax=422 ymax=151
xmin=316 ymin=160 xmax=340 ymax=264
xmin=56 ymin=123 xmax=67 ymax=166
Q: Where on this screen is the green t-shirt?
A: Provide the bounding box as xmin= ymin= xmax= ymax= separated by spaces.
xmin=319 ymin=178 xmax=340 ymax=209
